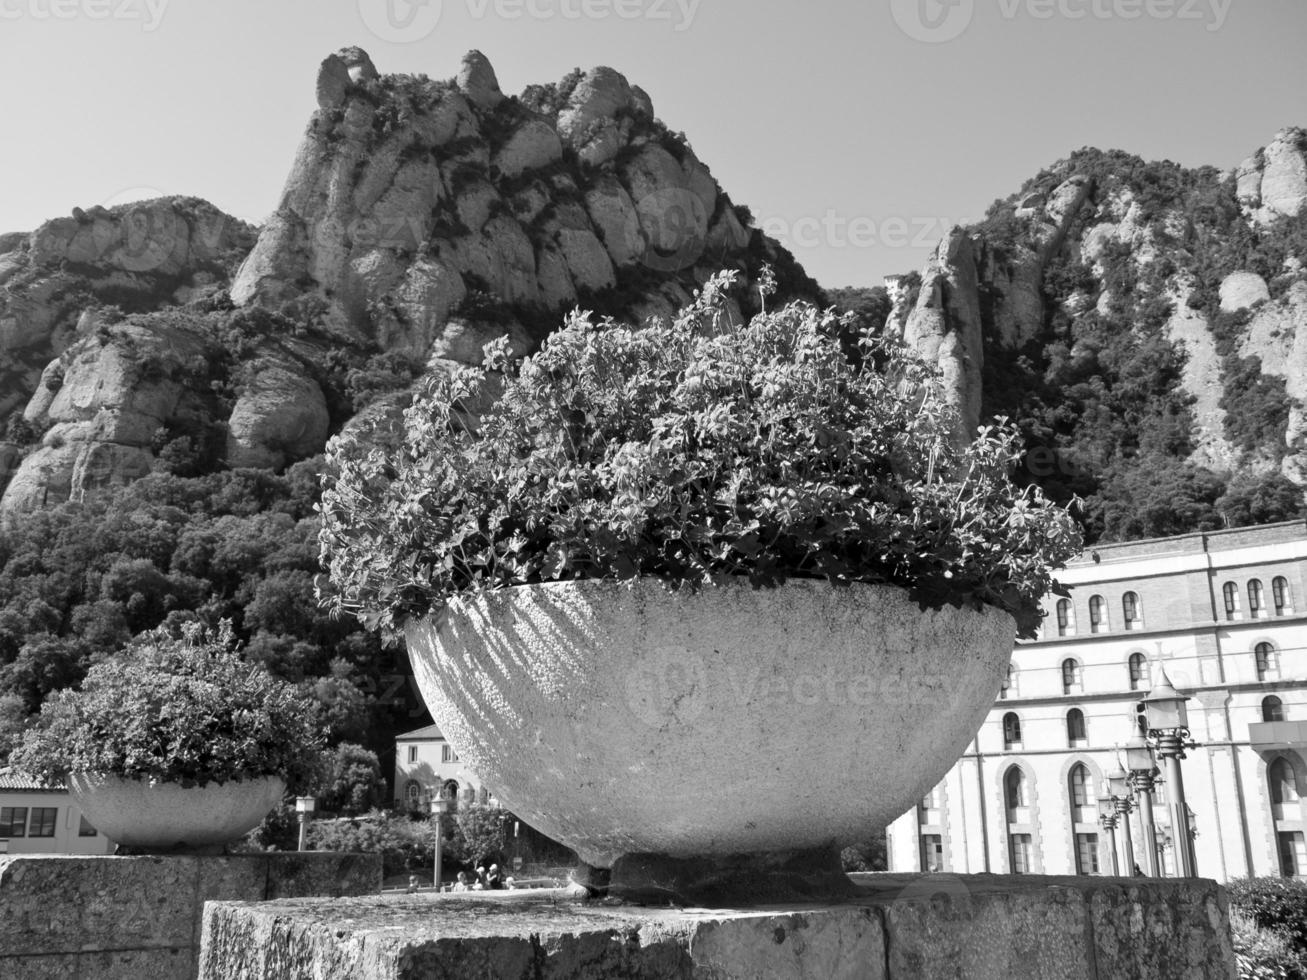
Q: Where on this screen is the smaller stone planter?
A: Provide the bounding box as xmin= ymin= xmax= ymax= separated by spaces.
xmin=68 ymin=774 xmax=286 ymax=851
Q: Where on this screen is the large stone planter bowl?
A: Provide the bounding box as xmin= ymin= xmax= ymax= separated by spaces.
xmin=67 ymin=774 xmax=286 ymax=850
xmin=407 ymin=579 xmax=1016 ymax=873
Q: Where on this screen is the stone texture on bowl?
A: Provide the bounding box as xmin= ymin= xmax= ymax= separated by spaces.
xmin=405 ymin=579 xmax=1016 ymax=868
xmin=68 ymin=774 xmax=286 ymax=850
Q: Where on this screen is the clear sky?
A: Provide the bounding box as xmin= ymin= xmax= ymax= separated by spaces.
xmin=2 ymin=0 xmax=1304 ymax=289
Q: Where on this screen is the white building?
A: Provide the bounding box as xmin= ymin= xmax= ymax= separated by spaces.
xmin=0 ymin=774 xmax=114 ymax=855
xmin=392 ymin=723 xmax=495 ymax=812
xmin=888 ymin=519 xmax=1307 ymax=881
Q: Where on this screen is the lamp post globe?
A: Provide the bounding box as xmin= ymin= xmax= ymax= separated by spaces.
xmin=1141 ymin=666 xmax=1197 ymax=878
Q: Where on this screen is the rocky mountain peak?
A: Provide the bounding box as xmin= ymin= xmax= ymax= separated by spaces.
xmin=0 ymin=49 xmax=808 ymax=518
xmin=231 ymin=48 xmax=779 ymax=365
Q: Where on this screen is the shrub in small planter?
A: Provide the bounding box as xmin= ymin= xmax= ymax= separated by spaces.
xmin=320 ymin=271 xmax=1081 ymax=637
xmin=11 ymin=621 xmax=325 ymax=850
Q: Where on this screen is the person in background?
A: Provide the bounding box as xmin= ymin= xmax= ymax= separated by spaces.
xmin=451 ymin=871 xmax=471 ymax=892
xmin=474 ymin=866 xmax=488 ymax=890
xmin=487 ymin=864 xmax=504 ymax=890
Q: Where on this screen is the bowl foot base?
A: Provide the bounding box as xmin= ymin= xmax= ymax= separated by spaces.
xmin=608 ymin=844 xmax=852 ymax=907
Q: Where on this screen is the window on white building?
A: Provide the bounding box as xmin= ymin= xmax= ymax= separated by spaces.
xmin=407 ymin=746 xmax=418 ymax=763
xmin=78 ymin=815 xmax=98 ymax=837
xmin=1128 ymin=653 xmax=1150 ymax=692
xmin=0 ymin=807 xmax=27 ymax=838
xmin=1264 ymin=696 xmax=1287 ymax=723
xmin=1002 ymin=713 xmax=1022 ymax=750
xmin=1074 ymin=833 xmax=1100 ymax=875
xmin=1009 ymin=833 xmax=1033 ymax=874
xmin=1271 ymin=758 xmax=1300 ymax=806
xmin=28 ymin=808 xmax=56 ymax=838
xmin=1067 ymin=709 xmax=1088 ymax=747
xmin=1005 ymin=767 xmax=1027 ymax=810
xmin=1274 ymin=576 xmax=1293 ymax=615
xmin=1278 ymin=831 xmax=1307 ymax=877
xmin=442 ymin=744 xmax=458 ymax=763
xmin=1056 ymin=599 xmax=1074 ymax=637
xmin=1249 ymin=579 xmax=1266 ymax=619
xmin=1062 ymin=659 xmax=1082 ymax=695
xmin=920 ymin=834 xmax=944 ymax=873
xmin=1223 ymin=582 xmax=1241 ymax=621
xmin=1257 ymin=642 xmax=1278 ymax=681
xmin=1070 ymin=763 xmax=1095 ymax=810
xmin=1122 ymin=592 xmax=1142 ymax=630
xmin=1089 ymin=595 xmax=1107 ymax=633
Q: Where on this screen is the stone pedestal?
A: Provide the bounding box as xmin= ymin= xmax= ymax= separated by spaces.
xmin=0 ymin=852 xmax=380 ymax=979
xmin=198 ymin=872 xmax=1235 ymax=979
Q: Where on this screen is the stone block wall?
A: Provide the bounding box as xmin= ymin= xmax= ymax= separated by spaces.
xmin=0 ymin=852 xmax=379 ymax=979
xmin=198 ymin=872 xmax=1236 ymax=980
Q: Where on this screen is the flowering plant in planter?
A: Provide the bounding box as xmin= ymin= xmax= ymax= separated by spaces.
xmin=319 ymin=272 xmax=1081 ymax=640
xmin=12 ymin=620 xmax=325 ymax=790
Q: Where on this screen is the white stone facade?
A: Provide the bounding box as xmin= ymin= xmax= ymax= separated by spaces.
xmin=392 ymin=723 xmax=494 ymax=812
xmin=888 ymin=519 xmax=1307 ymax=882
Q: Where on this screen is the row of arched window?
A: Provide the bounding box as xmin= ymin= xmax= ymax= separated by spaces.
xmin=1053 ymin=577 xmax=1296 ymax=636
xmin=1001 ymin=696 xmax=1289 ymax=751
xmin=1004 ymin=642 xmax=1281 ymax=702
xmin=993 ymin=757 xmax=1305 ymax=876
xmin=1054 ymin=592 xmax=1144 ymax=637
xmin=1223 ymin=577 xmax=1294 ymax=621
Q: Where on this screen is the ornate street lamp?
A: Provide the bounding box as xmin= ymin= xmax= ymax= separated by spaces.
xmin=1141 ymin=666 xmax=1197 ymax=877
xmin=295 ymin=796 xmax=316 ymax=853
xmin=1107 ymin=762 xmax=1136 ymax=875
xmin=1125 ymin=734 xmax=1162 ymax=877
xmin=1097 ymin=797 xmax=1121 ymax=876
xmin=428 ymin=790 xmax=450 ymax=890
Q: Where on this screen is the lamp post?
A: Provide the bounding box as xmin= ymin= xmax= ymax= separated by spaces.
xmin=1097 ymin=798 xmax=1121 ymax=876
xmin=1142 ymin=667 xmax=1197 ymax=878
xmin=1125 ymin=735 xmax=1162 ymax=876
xmin=1107 ymin=764 xmax=1136 ymax=875
xmin=294 ymin=796 xmax=316 ymax=852
xmin=428 ymin=791 xmax=449 ymax=891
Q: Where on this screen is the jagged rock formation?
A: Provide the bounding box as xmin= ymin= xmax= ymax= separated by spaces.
xmin=0 ymin=49 xmax=810 ymax=517
xmin=231 ymin=48 xmax=776 ymax=368
xmin=0 ymin=199 xmax=255 ymax=512
xmin=895 ymin=130 xmax=1307 ymax=537
xmin=1236 ymin=128 xmax=1307 ymax=227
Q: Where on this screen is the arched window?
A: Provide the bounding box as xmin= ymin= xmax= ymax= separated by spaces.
xmin=1062 ymin=659 xmax=1082 ymax=695
xmin=1135 ymin=701 xmax=1149 ymax=736
xmin=1128 ymin=653 xmax=1150 ymax=692
xmin=1271 ymin=758 xmax=1300 ymax=806
xmin=1069 ymin=763 xmax=1095 ymax=808
xmin=1264 ymin=696 xmax=1286 ymax=723
xmin=1122 ymin=592 xmax=1142 ymax=630
xmin=1067 ymin=708 xmax=1087 ymax=747
xmin=1004 ymin=767 xmax=1027 ymax=810
xmin=1003 ymin=712 xmax=1022 ymax=750
xmin=1274 ymin=577 xmax=1293 ymax=615
xmin=1056 ymin=599 xmax=1074 ymax=637
xmin=1249 ymin=580 xmax=1266 ymax=619
xmin=1223 ymin=582 xmax=1241 ymax=621
xmin=1257 ymin=643 xmax=1277 ymax=681
xmin=404 ymin=780 xmax=423 ymax=810
xmin=1089 ymin=595 xmax=1107 ymax=633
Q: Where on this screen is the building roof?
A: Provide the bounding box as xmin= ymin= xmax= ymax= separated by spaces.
xmin=396 ymin=723 xmax=445 ymax=741
xmin=0 ymin=772 xmax=66 ymax=792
